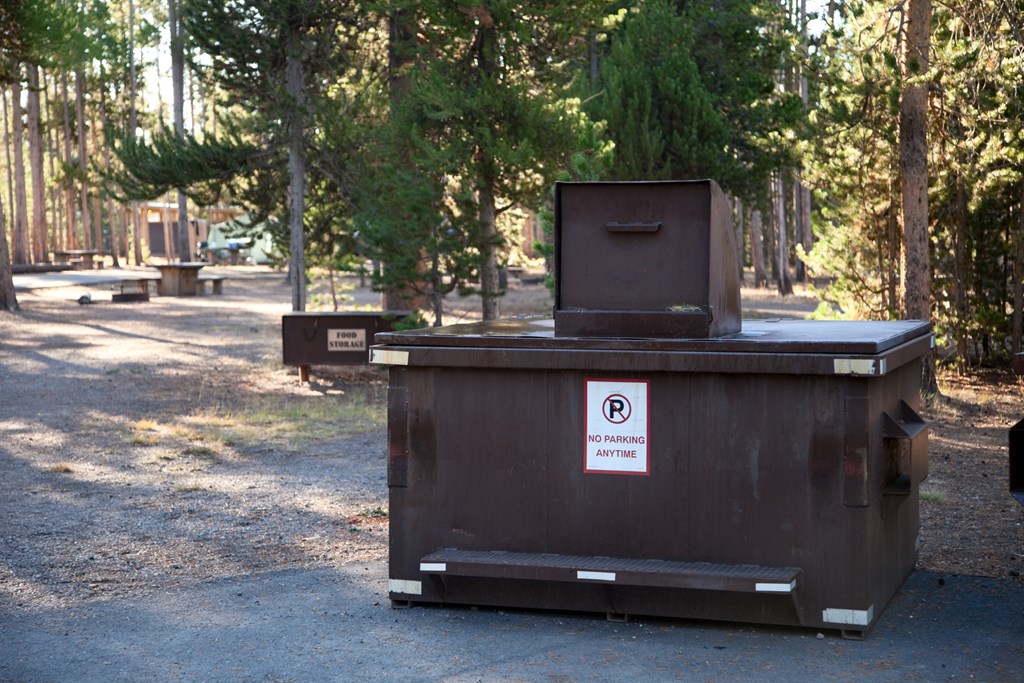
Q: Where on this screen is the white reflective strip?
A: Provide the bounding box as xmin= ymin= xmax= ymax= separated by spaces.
xmin=389 ymin=579 xmax=422 ymax=595
xmin=420 ymin=562 xmax=447 ymax=572
xmin=370 ymin=349 xmax=409 ymax=366
xmin=822 ymin=606 xmax=874 ymax=626
xmin=833 ymin=359 xmax=877 ymax=376
xmin=756 ymin=581 xmax=796 ymax=593
xmin=577 ymin=570 xmax=616 ymax=582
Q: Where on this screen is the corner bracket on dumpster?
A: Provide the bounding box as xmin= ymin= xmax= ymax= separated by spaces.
xmin=833 ymin=358 xmax=885 ymax=376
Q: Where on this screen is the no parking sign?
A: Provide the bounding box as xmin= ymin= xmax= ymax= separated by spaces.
xmin=584 ymin=379 xmax=650 ymax=475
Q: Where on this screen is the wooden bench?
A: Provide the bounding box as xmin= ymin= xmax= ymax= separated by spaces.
xmin=11 ymin=263 xmax=74 ymax=274
xmin=195 ymin=273 xmax=227 ymax=295
xmin=52 ymin=250 xmax=104 ymax=270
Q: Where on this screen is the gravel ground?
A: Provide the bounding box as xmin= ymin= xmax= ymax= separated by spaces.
xmin=1 ymin=267 xmax=1022 ymax=682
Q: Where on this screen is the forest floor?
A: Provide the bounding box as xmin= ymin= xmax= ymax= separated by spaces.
xmin=0 ymin=266 xmax=1022 ymax=680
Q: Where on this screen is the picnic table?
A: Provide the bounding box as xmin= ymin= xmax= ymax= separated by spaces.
xmin=152 ymin=262 xmax=206 ymax=296
xmin=52 ymin=250 xmax=105 ymax=270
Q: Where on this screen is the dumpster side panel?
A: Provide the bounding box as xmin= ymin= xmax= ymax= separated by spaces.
xmin=387 ymin=356 xmax=925 ymax=634
xmin=546 ymin=372 xmax=691 ymax=560
xmin=557 ymin=183 xmax=711 ymax=311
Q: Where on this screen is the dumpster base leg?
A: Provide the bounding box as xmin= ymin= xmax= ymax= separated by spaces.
xmin=606 ymin=612 xmax=630 ymax=623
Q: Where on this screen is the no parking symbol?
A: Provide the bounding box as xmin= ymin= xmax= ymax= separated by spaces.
xmin=584 ymin=379 xmax=650 ymax=475
xmin=602 ymin=394 xmax=631 ymax=424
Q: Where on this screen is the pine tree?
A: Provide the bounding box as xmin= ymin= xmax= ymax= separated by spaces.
xmin=808 ymin=0 xmax=1024 ymax=369
xmin=359 ymin=1 xmax=605 ymax=321
xmin=595 ymin=1 xmax=729 ymax=182
xmin=588 ymin=0 xmax=800 ymax=207
xmin=180 ymin=0 xmax=355 ymax=310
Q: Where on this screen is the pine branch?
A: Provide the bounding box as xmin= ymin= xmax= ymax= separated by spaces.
xmin=102 ymin=124 xmax=267 ymax=204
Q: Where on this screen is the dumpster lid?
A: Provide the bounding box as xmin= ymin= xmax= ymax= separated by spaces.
xmin=375 ymin=316 xmax=931 ymax=355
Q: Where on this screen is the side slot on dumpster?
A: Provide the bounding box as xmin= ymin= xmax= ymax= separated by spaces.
xmin=882 ymin=400 xmax=929 ymax=497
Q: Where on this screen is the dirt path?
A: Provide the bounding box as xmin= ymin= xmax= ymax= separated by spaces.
xmin=1 ymin=272 xmax=391 ymax=611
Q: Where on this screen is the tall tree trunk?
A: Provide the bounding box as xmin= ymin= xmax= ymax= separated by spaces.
xmin=129 ymin=0 xmax=143 ymax=265
xmin=382 ymin=6 xmax=423 ymax=312
xmin=0 ymin=191 xmax=18 ymax=311
xmin=887 ymin=167 xmax=900 ymax=315
xmin=42 ymin=70 xmax=63 ymax=252
xmin=0 ymin=79 xmax=18 ymax=311
xmin=61 ymin=70 xmax=77 ymax=249
xmin=800 ymin=183 xmax=812 ymax=278
xmin=775 ymin=174 xmax=793 ymax=295
xmin=133 ymin=204 xmax=144 ymax=264
xmin=899 ymin=0 xmax=931 ymax=321
xmin=767 ymin=181 xmax=778 ymax=283
xmin=75 ymin=65 xmax=91 ymax=250
xmin=793 ymin=176 xmax=805 ymax=282
xmin=100 ymin=86 xmax=121 ymax=268
xmin=899 ymin=0 xmax=934 ymax=396
xmin=187 ymin=59 xmax=196 ymax=136
xmin=120 ymin=206 xmax=129 ymax=262
xmin=162 ymin=201 xmax=172 ymax=260
xmin=89 ymin=105 xmax=102 ymax=252
xmin=431 ymin=250 xmax=443 ymax=326
xmin=795 ymin=0 xmax=813 ymax=283
xmin=3 ymin=88 xmax=15 ymax=253
xmin=27 ymin=64 xmax=47 ymax=263
xmin=1013 ymin=179 xmax=1023 ymax=355
xmin=169 ymin=0 xmax=190 ymax=263
xmin=286 ymin=35 xmax=307 ymax=312
xmin=750 ymin=207 xmax=766 ymax=287
xmin=476 ymin=26 xmax=501 ymax=321
xmin=952 ymin=176 xmax=969 ymax=364
xmin=479 ymin=176 xmax=500 ymax=320
xmin=92 ymin=184 xmax=101 ymax=253
xmin=12 ymin=73 xmax=29 ymax=265
xmin=733 ymin=196 xmax=745 ymax=283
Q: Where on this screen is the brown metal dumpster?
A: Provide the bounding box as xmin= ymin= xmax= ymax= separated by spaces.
xmin=282 ymin=311 xmax=408 ymax=381
xmin=371 ymin=180 xmax=931 ymax=638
